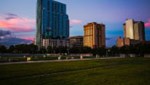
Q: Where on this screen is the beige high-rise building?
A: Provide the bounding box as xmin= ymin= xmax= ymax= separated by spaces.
xmin=124 ymin=19 xmax=145 ymax=41
xmin=134 ymin=21 xmax=145 ymax=41
xmin=117 ymin=19 xmax=145 ymax=47
xmin=124 ymin=19 xmax=134 ymax=39
xmin=83 ymin=22 xmax=105 ymax=48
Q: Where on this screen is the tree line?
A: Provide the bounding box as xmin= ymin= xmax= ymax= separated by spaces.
xmin=0 ymin=43 xmax=150 ymax=56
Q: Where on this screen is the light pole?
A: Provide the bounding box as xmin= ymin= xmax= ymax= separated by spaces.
xmin=67 ymin=48 xmax=70 ymax=55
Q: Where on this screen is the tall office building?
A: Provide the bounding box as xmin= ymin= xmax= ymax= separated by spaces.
xmin=117 ymin=19 xmax=145 ymax=47
xmin=124 ymin=19 xmax=145 ymax=41
xmin=36 ymin=0 xmax=69 ymax=48
xmin=83 ymin=22 xmax=105 ymax=48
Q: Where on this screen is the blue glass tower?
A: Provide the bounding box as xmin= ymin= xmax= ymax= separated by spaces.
xmin=36 ymin=0 xmax=69 ymax=47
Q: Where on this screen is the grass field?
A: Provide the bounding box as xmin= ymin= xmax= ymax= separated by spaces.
xmin=0 ymin=58 xmax=150 ymax=85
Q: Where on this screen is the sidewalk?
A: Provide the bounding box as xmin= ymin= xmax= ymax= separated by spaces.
xmin=0 ymin=57 xmax=124 ymax=65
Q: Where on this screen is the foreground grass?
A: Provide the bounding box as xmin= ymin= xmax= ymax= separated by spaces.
xmin=0 ymin=58 xmax=150 ymax=85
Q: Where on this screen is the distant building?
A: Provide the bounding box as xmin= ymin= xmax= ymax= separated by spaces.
xmin=42 ymin=39 xmax=50 ymax=48
xmin=117 ymin=37 xmax=124 ymax=47
xmin=124 ymin=19 xmax=145 ymax=41
xmin=117 ymin=19 xmax=145 ymax=47
xmin=83 ymin=22 xmax=105 ymax=48
xmin=36 ymin=0 xmax=69 ymax=48
xmin=69 ymin=36 xmax=83 ymax=48
xmin=42 ymin=39 xmax=69 ymax=48
xmin=117 ymin=37 xmax=141 ymax=47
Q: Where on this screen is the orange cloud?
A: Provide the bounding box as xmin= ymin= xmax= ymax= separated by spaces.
xmin=0 ymin=14 xmax=35 ymax=32
xmin=145 ymin=19 xmax=150 ymax=28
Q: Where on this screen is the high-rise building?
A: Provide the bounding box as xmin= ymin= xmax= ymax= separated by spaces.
xmin=117 ymin=19 xmax=145 ymax=47
xmin=134 ymin=21 xmax=145 ymax=41
xmin=36 ymin=0 xmax=69 ymax=48
xmin=124 ymin=19 xmax=145 ymax=41
xmin=83 ymin=22 xmax=105 ymax=48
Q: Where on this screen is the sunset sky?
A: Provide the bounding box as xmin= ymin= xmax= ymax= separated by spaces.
xmin=0 ymin=0 xmax=150 ymax=47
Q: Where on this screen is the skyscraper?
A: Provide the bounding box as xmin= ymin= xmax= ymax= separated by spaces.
xmin=117 ymin=19 xmax=145 ymax=47
xmin=83 ymin=22 xmax=105 ymax=48
xmin=36 ymin=0 xmax=69 ymax=48
xmin=124 ymin=19 xmax=145 ymax=41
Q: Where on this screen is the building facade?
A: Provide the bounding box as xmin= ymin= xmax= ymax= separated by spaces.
xmin=69 ymin=36 xmax=83 ymax=48
xmin=42 ymin=39 xmax=69 ymax=48
xmin=117 ymin=37 xmax=141 ymax=47
xmin=117 ymin=37 xmax=124 ymax=47
xmin=117 ymin=19 xmax=145 ymax=47
xmin=36 ymin=0 xmax=69 ymax=48
xmin=83 ymin=22 xmax=105 ymax=48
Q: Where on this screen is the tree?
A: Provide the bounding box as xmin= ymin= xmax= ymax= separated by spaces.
xmin=54 ymin=46 xmax=67 ymax=54
xmin=39 ymin=46 xmax=47 ymax=54
xmin=69 ymin=47 xmax=79 ymax=53
xmin=8 ymin=45 xmax=15 ymax=53
xmin=110 ymin=46 xmax=119 ymax=56
xmin=92 ymin=47 xmax=106 ymax=56
xmin=28 ymin=44 xmax=38 ymax=54
xmin=47 ymin=46 xmax=53 ymax=53
xmin=81 ymin=46 xmax=92 ymax=53
xmin=144 ymin=43 xmax=150 ymax=54
xmin=0 ymin=45 xmax=7 ymax=53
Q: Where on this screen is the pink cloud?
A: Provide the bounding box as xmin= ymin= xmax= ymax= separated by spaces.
xmin=22 ymin=37 xmax=35 ymax=41
xmin=0 ymin=14 xmax=35 ymax=32
xmin=70 ymin=19 xmax=82 ymax=25
xmin=19 ymin=35 xmax=35 ymax=41
xmin=145 ymin=19 xmax=150 ymax=28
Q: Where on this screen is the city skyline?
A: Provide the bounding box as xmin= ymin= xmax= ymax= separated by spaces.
xmin=0 ymin=0 xmax=150 ymax=47
xmin=117 ymin=19 xmax=146 ymax=47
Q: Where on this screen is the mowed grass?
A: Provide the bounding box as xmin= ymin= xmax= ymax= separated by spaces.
xmin=0 ymin=58 xmax=150 ymax=85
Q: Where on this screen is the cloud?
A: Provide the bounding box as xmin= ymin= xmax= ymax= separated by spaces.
xmin=5 ymin=13 xmax=18 ymax=20
xmin=6 ymin=13 xmax=18 ymax=16
xmin=70 ymin=19 xmax=82 ymax=25
xmin=145 ymin=19 xmax=150 ymax=28
xmin=20 ymin=36 xmax=35 ymax=41
xmin=0 ymin=13 xmax=35 ymax=32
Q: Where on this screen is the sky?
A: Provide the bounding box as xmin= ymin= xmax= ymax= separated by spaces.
xmin=0 ymin=0 xmax=150 ymax=47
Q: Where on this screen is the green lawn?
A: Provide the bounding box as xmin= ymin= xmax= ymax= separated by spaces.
xmin=0 ymin=58 xmax=150 ymax=85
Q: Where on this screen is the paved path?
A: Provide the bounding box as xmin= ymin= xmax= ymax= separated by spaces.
xmin=0 ymin=57 xmax=124 ymax=65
